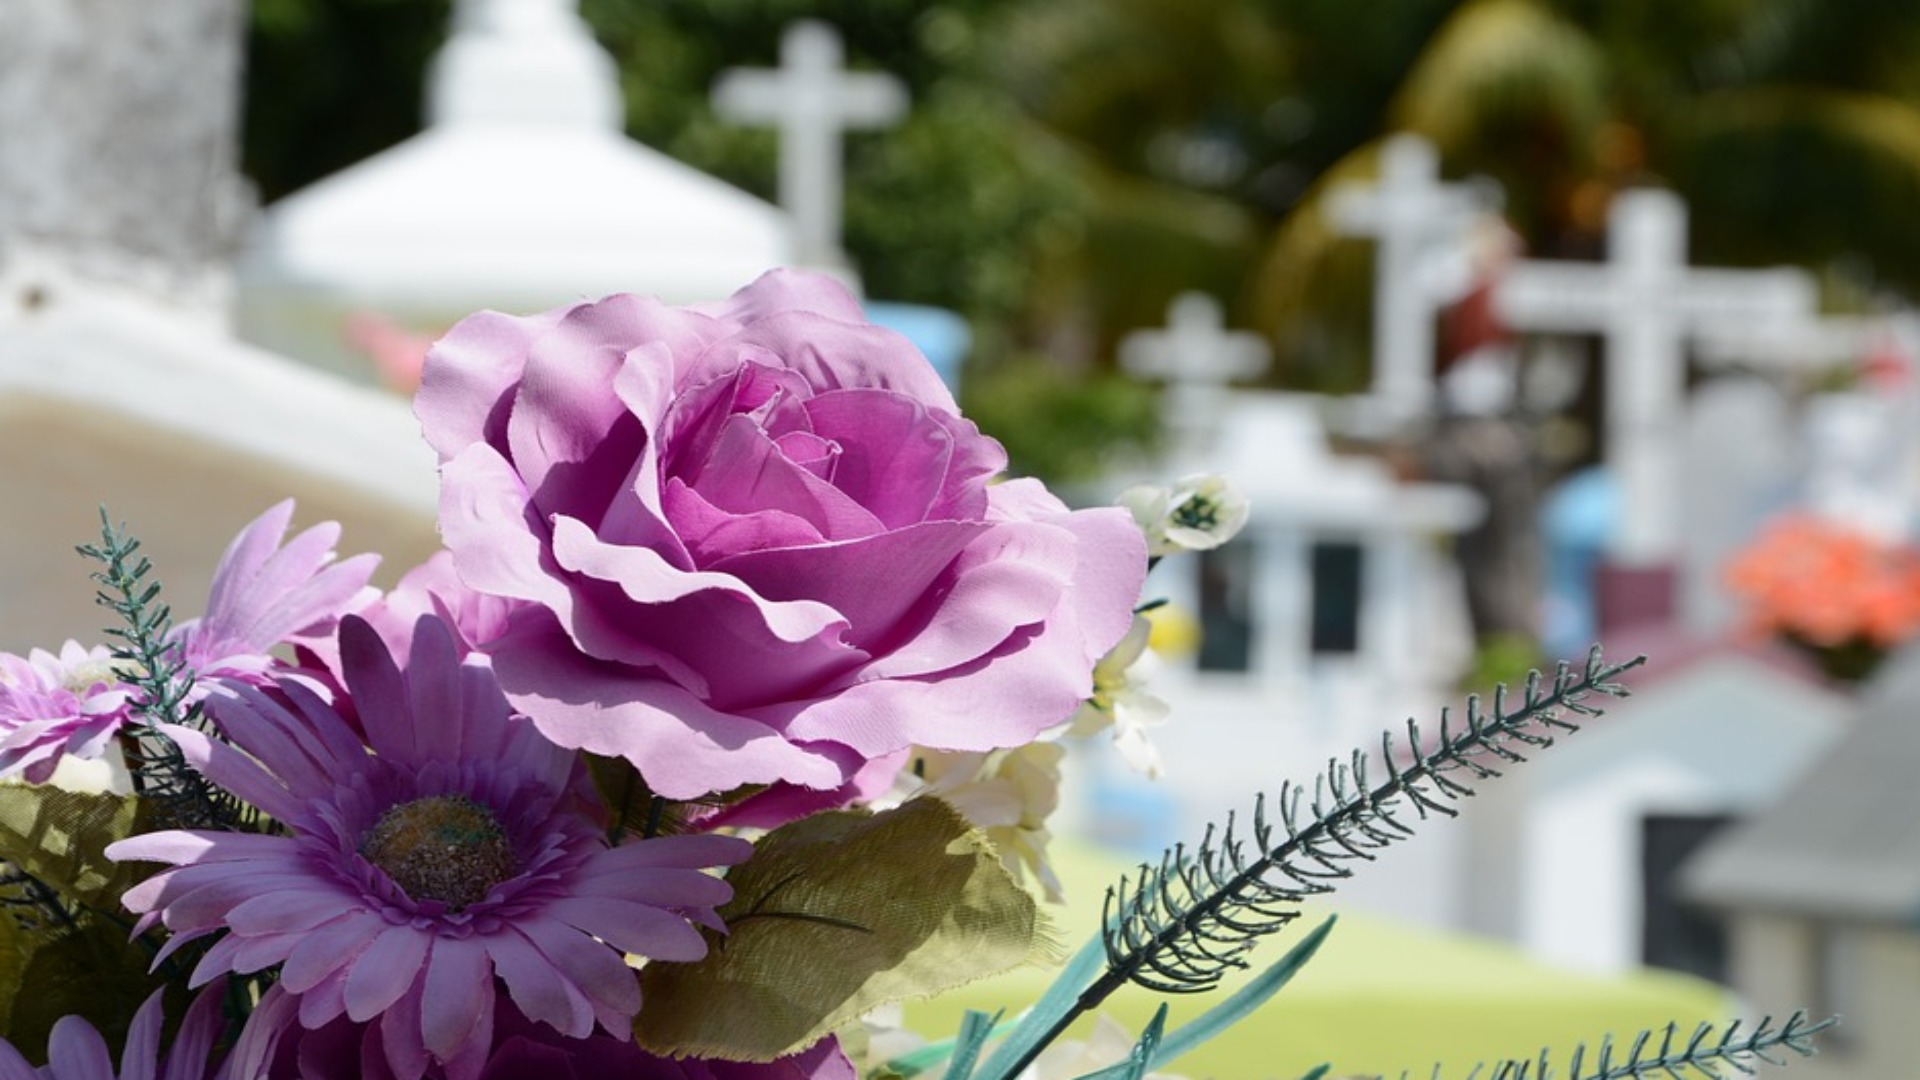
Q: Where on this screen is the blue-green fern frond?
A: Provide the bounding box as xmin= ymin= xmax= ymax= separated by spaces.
xmin=1434 ymin=1011 xmax=1834 ymax=1079
xmin=1095 ymin=646 xmax=1641 ymax=995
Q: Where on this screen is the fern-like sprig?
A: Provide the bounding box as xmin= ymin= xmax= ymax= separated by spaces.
xmin=1437 ymin=1011 xmax=1834 ymax=1079
xmin=76 ymin=510 xmax=251 ymax=831
xmin=1093 ymin=647 xmax=1641 ymax=998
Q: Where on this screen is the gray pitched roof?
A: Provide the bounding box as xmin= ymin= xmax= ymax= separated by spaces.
xmin=1681 ymin=646 xmax=1920 ymax=923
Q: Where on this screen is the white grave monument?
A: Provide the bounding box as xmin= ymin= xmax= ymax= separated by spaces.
xmin=239 ymin=0 xmax=796 ymax=382
xmin=713 ymin=20 xmax=908 ymax=272
xmin=0 ymin=0 xmax=440 ymax=651
xmin=1327 ymin=133 xmax=1499 ymax=425
xmin=1121 ymin=392 xmax=1484 ymax=928
xmin=1118 ymin=292 xmax=1272 ymax=460
xmin=1495 ymin=189 xmax=1817 ymax=565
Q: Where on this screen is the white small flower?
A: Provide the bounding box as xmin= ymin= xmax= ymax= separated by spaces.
xmin=895 ymin=742 xmax=1069 ymax=902
xmin=1069 ymin=615 xmax=1171 ymax=779
xmin=1118 ymin=473 xmax=1250 ymax=557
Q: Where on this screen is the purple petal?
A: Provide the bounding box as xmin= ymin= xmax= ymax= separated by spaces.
xmin=378 ymin=977 xmax=431 ymax=1080
xmin=281 ymin=911 xmax=385 ymax=993
xmin=343 ymin=924 xmax=432 ymax=1022
xmin=420 ymin=937 xmax=494 ymax=1061
xmin=155 ymin=723 xmax=301 ymax=822
xmin=541 ymin=896 xmax=708 ymax=962
xmin=162 ymin=981 xmax=230 ymax=1080
xmin=46 ymin=1014 xmax=114 ymax=1080
xmin=710 ymin=521 xmax=985 ymax=656
xmin=418 ymin=305 xmax=570 ymax=461
xmin=224 ymin=887 xmax=361 ymax=935
xmin=515 ymin=918 xmax=641 ymax=1032
xmin=118 ymin=988 xmax=167 ymax=1080
xmin=484 ymin=928 xmax=594 ymax=1038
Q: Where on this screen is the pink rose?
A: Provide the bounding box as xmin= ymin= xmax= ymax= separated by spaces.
xmin=416 ymin=271 xmax=1144 ymax=800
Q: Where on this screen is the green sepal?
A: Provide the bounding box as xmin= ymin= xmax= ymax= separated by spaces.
xmin=636 ymin=798 xmax=1052 ymax=1061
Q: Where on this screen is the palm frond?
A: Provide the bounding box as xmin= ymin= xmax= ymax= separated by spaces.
xmin=1095 ymin=647 xmax=1641 ymax=995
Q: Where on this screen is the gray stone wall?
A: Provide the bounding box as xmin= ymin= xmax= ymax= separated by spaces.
xmin=0 ymin=0 xmax=251 ymax=286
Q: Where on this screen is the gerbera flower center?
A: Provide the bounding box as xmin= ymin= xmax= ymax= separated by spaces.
xmin=360 ymin=795 xmax=518 ymax=910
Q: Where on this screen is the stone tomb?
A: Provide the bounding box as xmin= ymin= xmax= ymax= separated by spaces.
xmin=1128 ymin=393 xmax=1485 ymax=927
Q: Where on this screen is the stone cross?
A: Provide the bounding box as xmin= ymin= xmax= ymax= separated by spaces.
xmin=713 ymin=20 xmax=908 ymax=270
xmin=1327 ymin=133 xmax=1497 ymax=423
xmin=1120 ymin=292 xmax=1271 ymax=459
xmin=1495 ymin=189 xmax=1817 ymax=565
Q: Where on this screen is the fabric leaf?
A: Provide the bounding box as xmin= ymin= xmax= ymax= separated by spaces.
xmin=0 ymin=785 xmax=153 ymax=913
xmin=636 ymin=798 xmax=1050 ymax=1060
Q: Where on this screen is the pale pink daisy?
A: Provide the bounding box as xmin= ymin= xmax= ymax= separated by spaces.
xmin=0 ymin=641 xmax=138 ymax=782
xmin=0 ymin=500 xmax=376 ymax=784
xmin=108 ymin=616 xmax=749 ymax=1080
xmin=171 ymin=498 xmax=380 ymax=688
xmin=0 ymin=980 xmax=228 ymax=1080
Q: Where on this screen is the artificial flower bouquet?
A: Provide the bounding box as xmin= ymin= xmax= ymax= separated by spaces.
xmin=0 ymin=273 xmax=1828 ymax=1080
xmin=1724 ymin=513 xmax=1920 ymax=683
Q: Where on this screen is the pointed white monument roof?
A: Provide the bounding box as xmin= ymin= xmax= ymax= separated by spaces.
xmin=241 ymin=0 xmax=794 ymax=324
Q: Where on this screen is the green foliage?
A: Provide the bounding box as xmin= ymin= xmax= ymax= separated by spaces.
xmin=960 ymin=357 xmax=1160 ymax=484
xmin=1462 ymin=632 xmax=1548 ymax=694
xmin=0 ymin=786 xmax=170 ymax=1061
xmin=4 ymin=920 xmax=167 ymax=1064
xmin=635 ymin=798 xmax=1051 ymax=1061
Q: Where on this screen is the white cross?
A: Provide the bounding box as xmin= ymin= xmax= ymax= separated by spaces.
xmin=1120 ymin=292 xmax=1271 ymax=458
xmin=712 ymin=20 xmax=908 ymax=270
xmin=1495 ymin=189 xmax=1817 ymax=564
xmin=1695 ymin=312 xmax=1919 ymax=373
xmin=1327 ymin=133 xmax=1498 ymax=423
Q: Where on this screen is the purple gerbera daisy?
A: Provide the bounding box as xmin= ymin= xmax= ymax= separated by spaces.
xmin=108 ymin=615 xmax=749 ymax=1080
xmin=0 ymin=980 xmax=228 ymax=1080
xmin=226 ymin=986 xmax=856 ymax=1080
xmin=0 ymin=641 xmax=138 ymax=783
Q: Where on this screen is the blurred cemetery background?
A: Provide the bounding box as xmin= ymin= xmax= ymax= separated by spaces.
xmin=6 ymin=0 xmax=1920 ymax=1075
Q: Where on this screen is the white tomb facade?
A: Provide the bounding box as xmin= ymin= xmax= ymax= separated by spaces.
xmin=238 ymin=0 xmax=796 ymax=382
xmin=1121 ymin=391 xmax=1485 ymax=927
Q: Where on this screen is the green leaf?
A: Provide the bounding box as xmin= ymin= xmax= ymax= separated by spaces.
xmin=0 ymin=784 xmax=154 ymax=913
xmin=972 ymin=929 xmax=1109 ymax=1080
xmin=1073 ymin=1004 xmax=1168 ymax=1080
xmin=884 ymin=1011 xmax=1019 ymax=1080
xmin=942 ymin=1009 xmax=1002 ymax=1080
xmin=2 ymin=917 xmax=165 ymax=1061
xmin=636 ymin=798 xmax=1052 ymax=1061
xmin=1150 ymin=916 xmax=1336 ymax=1067
xmin=1295 ymin=1066 xmax=1332 ymax=1080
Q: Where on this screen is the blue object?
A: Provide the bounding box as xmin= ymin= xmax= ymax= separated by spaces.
xmin=1540 ymin=467 xmax=1617 ymax=659
xmin=864 ymin=301 xmax=972 ymax=391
